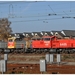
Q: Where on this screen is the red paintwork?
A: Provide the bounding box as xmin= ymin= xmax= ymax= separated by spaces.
xmin=52 ymin=39 xmax=75 ymax=48
xmin=32 ymin=36 xmax=75 ymax=49
xmin=32 ymin=36 xmax=51 ymax=49
xmin=8 ymin=42 xmax=15 ymax=48
xmin=32 ymin=40 xmax=51 ymax=48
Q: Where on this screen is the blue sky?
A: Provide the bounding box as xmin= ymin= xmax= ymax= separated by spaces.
xmin=0 ymin=1 xmax=75 ymax=33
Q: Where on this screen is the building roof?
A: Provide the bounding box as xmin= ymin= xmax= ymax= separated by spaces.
xmin=51 ymin=31 xmax=60 ymax=34
xmin=62 ymin=30 xmax=75 ymax=37
xmin=32 ymin=32 xmax=42 ymax=37
xmin=9 ymin=33 xmax=15 ymax=37
xmin=15 ymin=33 xmax=24 ymax=38
xmin=42 ymin=31 xmax=52 ymax=36
xmin=51 ymin=31 xmax=65 ymax=37
xmin=23 ymin=32 xmax=33 ymax=37
xmin=57 ymin=31 xmax=65 ymax=37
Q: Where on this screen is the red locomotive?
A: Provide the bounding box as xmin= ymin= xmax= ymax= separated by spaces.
xmin=32 ymin=36 xmax=75 ymax=53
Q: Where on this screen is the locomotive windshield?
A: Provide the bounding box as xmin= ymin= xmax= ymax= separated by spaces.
xmin=37 ymin=38 xmax=41 ymax=40
xmin=32 ymin=38 xmax=41 ymax=40
xmin=43 ymin=38 xmax=50 ymax=41
xmin=8 ymin=39 xmax=13 ymax=42
xmin=15 ymin=38 xmax=22 ymax=41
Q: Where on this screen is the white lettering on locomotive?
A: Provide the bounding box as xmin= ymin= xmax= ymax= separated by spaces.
xmin=44 ymin=41 xmax=50 ymax=46
xmin=44 ymin=41 xmax=50 ymax=43
xmin=60 ymin=43 xmax=67 ymax=46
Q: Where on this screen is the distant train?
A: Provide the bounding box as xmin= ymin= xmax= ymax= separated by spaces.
xmin=0 ymin=36 xmax=75 ymax=53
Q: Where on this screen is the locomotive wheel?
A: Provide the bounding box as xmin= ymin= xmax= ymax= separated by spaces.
xmin=65 ymin=50 xmax=69 ymax=54
xmin=36 ymin=50 xmax=39 ymax=54
xmin=70 ymin=50 xmax=74 ymax=54
xmin=39 ymin=49 xmax=43 ymax=54
xmin=68 ymin=51 xmax=70 ymax=54
xmin=19 ymin=50 xmax=23 ymax=54
xmin=43 ymin=49 xmax=48 ymax=53
xmin=0 ymin=51 xmax=2 ymax=54
xmin=24 ymin=49 xmax=27 ymax=53
xmin=35 ymin=50 xmax=39 ymax=54
xmin=10 ymin=49 xmax=14 ymax=53
xmin=30 ymin=50 xmax=33 ymax=53
xmin=19 ymin=50 xmax=23 ymax=53
xmin=38 ymin=50 xmax=42 ymax=54
xmin=11 ymin=51 xmax=14 ymax=54
xmin=63 ymin=50 xmax=66 ymax=54
xmin=61 ymin=50 xmax=64 ymax=54
xmin=0 ymin=49 xmax=2 ymax=54
xmin=14 ymin=50 xmax=18 ymax=54
xmin=61 ymin=50 xmax=64 ymax=53
xmin=22 ymin=50 xmax=25 ymax=54
xmin=33 ymin=49 xmax=36 ymax=53
xmin=43 ymin=50 xmax=46 ymax=53
xmin=12 ymin=51 xmax=15 ymax=54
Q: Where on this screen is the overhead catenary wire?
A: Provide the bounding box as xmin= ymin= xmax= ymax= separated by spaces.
xmin=70 ymin=1 xmax=72 ymax=12
xmin=63 ymin=11 xmax=70 ymax=17
xmin=0 ymin=1 xmax=37 ymax=4
xmin=0 ymin=1 xmax=75 ymax=23
xmin=9 ymin=4 xmax=14 ymax=17
xmin=10 ymin=17 xmax=71 ymax=23
xmin=7 ymin=12 xmax=75 ymax=19
xmin=0 ymin=1 xmax=75 ymax=18
xmin=0 ymin=1 xmax=45 ymax=6
xmin=7 ymin=3 xmax=75 ymax=19
xmin=48 ymin=5 xmax=57 ymax=15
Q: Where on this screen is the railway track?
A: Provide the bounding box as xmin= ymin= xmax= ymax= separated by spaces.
xmin=0 ymin=52 xmax=75 ymax=74
xmin=1 ymin=63 xmax=75 ymax=74
xmin=1 ymin=53 xmax=75 ymax=64
xmin=1 ymin=52 xmax=75 ymax=55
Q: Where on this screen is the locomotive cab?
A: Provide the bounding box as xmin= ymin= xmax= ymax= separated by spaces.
xmin=8 ymin=37 xmax=16 ymax=48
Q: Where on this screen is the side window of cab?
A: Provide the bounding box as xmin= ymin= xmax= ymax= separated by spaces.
xmin=43 ymin=38 xmax=50 ymax=41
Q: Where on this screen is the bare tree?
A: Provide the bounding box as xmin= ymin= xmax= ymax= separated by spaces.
xmin=0 ymin=18 xmax=12 ymax=41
